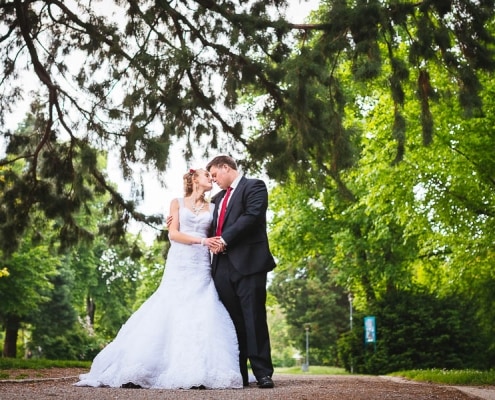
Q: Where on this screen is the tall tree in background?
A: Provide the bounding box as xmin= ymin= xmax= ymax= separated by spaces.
xmin=0 ymin=114 xmax=153 ymax=358
xmin=0 ymin=209 xmax=60 ymax=357
xmin=28 ymin=261 xmax=85 ymax=360
xmin=262 ymin=0 xmax=495 ymax=308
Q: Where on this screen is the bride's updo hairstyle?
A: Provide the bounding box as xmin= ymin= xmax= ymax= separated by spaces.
xmin=183 ymin=168 xmax=200 ymax=196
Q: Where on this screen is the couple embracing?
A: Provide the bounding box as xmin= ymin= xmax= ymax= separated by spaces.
xmin=75 ymin=155 xmax=276 ymax=390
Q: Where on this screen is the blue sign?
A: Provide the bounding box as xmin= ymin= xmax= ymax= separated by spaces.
xmin=364 ymin=316 xmax=376 ymax=343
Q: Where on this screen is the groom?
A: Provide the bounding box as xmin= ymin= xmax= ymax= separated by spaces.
xmin=206 ymin=155 xmax=276 ymax=389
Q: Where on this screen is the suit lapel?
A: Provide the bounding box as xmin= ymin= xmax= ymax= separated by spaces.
xmin=223 ymin=176 xmax=246 ymax=222
xmin=212 ymin=192 xmax=223 ymax=232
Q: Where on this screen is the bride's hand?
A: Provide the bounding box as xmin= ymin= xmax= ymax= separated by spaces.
xmin=207 ymin=237 xmax=225 ymax=253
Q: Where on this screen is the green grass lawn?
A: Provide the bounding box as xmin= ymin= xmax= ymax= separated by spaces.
xmin=389 ymin=369 xmax=495 ymax=386
xmin=0 ymin=358 xmax=90 ymax=370
xmin=275 ymin=365 xmax=348 ymax=375
xmin=276 ymin=365 xmax=495 ymax=386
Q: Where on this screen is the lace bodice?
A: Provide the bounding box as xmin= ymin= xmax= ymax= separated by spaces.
xmin=176 ymin=198 xmax=214 ymax=239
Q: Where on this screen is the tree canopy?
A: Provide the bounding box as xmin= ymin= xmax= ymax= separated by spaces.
xmin=2 ymin=0 xmax=494 ymax=248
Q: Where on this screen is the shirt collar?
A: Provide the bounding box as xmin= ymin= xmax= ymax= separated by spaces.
xmin=230 ymin=175 xmax=242 ymax=191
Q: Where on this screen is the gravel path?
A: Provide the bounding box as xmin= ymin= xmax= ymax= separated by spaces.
xmin=1 ymin=372 xmax=495 ymax=400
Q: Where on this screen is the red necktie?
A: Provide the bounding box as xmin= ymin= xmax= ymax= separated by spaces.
xmin=216 ymin=187 xmax=232 ymax=236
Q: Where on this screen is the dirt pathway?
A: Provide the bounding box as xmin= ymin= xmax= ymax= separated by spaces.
xmin=1 ymin=372 xmax=494 ymax=400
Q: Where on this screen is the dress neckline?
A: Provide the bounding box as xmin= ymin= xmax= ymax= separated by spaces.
xmin=181 ymin=198 xmax=210 ymax=216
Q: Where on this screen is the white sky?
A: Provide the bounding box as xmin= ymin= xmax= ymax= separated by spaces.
xmin=4 ymin=0 xmax=319 ymax=243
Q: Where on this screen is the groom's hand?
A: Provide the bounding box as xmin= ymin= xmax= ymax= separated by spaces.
xmin=208 ymin=237 xmax=225 ymax=254
xmin=166 ymin=215 xmax=173 ymax=228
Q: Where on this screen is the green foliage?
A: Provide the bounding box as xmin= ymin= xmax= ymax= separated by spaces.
xmin=0 ymin=358 xmax=90 ymax=370
xmin=66 ymin=238 xmax=149 ymax=341
xmin=29 ymin=328 xmax=101 ymax=361
xmin=390 ymin=369 xmax=495 ymax=386
xmin=133 ymin=239 xmax=169 ymax=307
xmin=0 ymin=242 xmax=58 ymax=319
xmin=337 ymin=289 xmax=492 ymax=374
xmin=0 ymin=214 xmax=61 ymax=357
xmin=269 ymin=45 xmax=495 ymax=368
xmin=0 ymin=119 xmax=155 ymax=358
xmin=270 ymin=256 xmax=349 ymax=366
xmin=91 ymin=246 xmax=143 ymax=338
xmin=27 ymin=262 xmax=102 ymax=361
xmin=1 ymin=0 xmax=495 ymax=371
xmin=1 ymin=0 xmax=492 ymax=250
xmin=267 ymin=304 xmax=297 ymax=368
xmin=275 ymin=366 xmax=348 ymax=375
xmin=249 ymin=0 xmax=495 ymax=178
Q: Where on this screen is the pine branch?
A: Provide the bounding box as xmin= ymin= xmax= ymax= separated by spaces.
xmin=90 ymin=168 xmax=164 ymax=231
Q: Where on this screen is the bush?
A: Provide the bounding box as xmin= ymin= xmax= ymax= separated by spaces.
xmin=29 ymin=324 xmax=103 ymax=361
xmin=337 ymin=288 xmax=492 ymax=374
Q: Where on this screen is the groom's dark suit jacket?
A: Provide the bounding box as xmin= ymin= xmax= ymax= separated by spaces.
xmin=211 ymin=176 xmax=276 ymax=276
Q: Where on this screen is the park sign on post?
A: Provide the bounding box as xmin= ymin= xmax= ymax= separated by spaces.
xmin=364 ymin=316 xmax=376 ymax=343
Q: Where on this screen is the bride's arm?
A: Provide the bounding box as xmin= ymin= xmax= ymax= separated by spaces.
xmin=167 ymin=198 xmax=205 ymax=245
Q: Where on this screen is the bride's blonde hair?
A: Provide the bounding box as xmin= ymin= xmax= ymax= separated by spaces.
xmin=183 ymin=168 xmax=202 ymax=197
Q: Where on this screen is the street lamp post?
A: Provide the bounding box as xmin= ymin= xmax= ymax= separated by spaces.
xmin=348 ymin=293 xmax=354 ymax=373
xmin=348 ymin=292 xmax=353 ymax=330
xmin=302 ymin=324 xmax=310 ymax=372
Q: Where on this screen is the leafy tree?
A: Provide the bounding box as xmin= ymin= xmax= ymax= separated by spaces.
xmin=270 ymin=256 xmax=349 ymax=365
xmin=92 ymin=245 xmax=143 ymax=337
xmin=65 ymin=234 xmax=148 ymax=340
xmin=250 ymin=0 xmax=495 ymax=183
xmin=31 ymin=263 xmax=77 ymax=346
xmin=356 ymin=67 xmax=495 ymax=356
xmin=0 ymin=222 xmax=60 ymax=357
xmin=0 ymin=111 xmax=162 ymax=255
xmin=0 ymin=117 xmax=154 ymax=357
xmin=133 ymin=238 xmax=169 ymax=307
xmin=266 ymin=3 xmax=495 ymax=358
xmin=28 ymin=261 xmax=99 ymax=360
xmin=266 ymin=304 xmax=297 ymax=367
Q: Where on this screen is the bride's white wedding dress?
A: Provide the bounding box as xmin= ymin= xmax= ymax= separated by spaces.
xmin=75 ymin=199 xmax=243 ymax=389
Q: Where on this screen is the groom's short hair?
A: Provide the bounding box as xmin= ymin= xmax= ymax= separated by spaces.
xmin=206 ymin=155 xmax=237 ymax=171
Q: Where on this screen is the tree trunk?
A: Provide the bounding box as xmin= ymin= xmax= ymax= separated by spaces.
xmin=86 ymin=295 xmax=96 ymax=326
xmin=2 ymin=315 xmax=20 ymax=358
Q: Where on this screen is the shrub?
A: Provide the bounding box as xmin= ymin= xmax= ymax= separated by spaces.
xmin=337 ymin=288 xmax=492 ymax=374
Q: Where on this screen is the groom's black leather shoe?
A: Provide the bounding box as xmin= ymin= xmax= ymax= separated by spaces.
xmin=121 ymin=382 xmax=142 ymax=389
xmin=257 ymin=376 xmax=274 ymax=389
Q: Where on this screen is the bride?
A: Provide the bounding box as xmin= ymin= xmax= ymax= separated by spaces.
xmin=75 ymin=168 xmax=243 ymax=389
